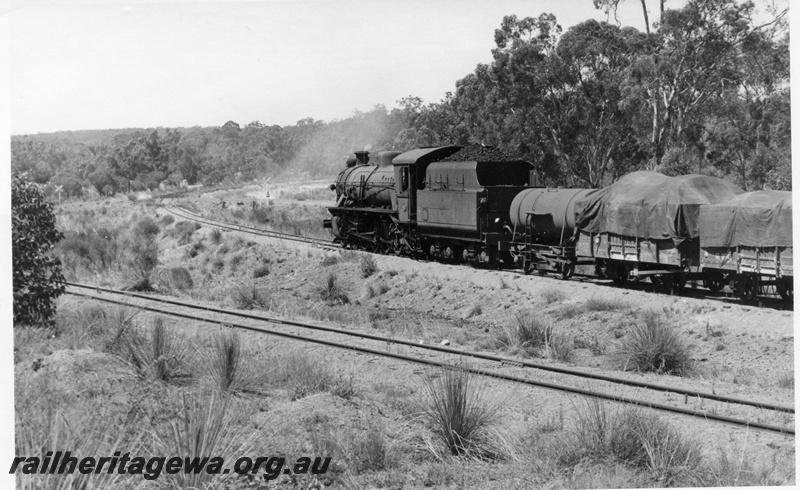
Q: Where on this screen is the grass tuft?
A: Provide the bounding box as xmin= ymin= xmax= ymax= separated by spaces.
xmin=125 ymin=316 xmax=191 ymax=383
xmin=420 ymin=368 xmax=511 ymax=460
xmin=585 ymin=296 xmax=630 ymax=311
xmin=360 ymin=254 xmax=378 ymax=278
xmin=205 ymin=330 xmax=244 ymax=392
xmin=233 ymin=284 xmax=270 ymax=310
xmin=319 ymin=272 xmax=350 ymax=305
xmin=541 ymin=288 xmax=567 ymax=304
xmin=616 ymin=310 xmax=694 ymax=376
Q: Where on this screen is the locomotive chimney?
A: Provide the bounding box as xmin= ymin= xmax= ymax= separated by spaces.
xmin=354 ymin=151 xmax=370 ymax=165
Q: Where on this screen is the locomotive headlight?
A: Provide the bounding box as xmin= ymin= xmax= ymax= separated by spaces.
xmin=494 ymin=218 xmax=500 ymax=223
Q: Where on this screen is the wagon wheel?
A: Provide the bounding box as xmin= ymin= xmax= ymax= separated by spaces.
xmin=594 ymin=263 xmax=608 ymax=279
xmin=523 ymin=259 xmax=534 ymax=275
xmin=561 ymin=262 xmax=575 ymax=280
xmin=609 ymin=263 xmax=627 ymax=286
xmin=650 ymin=274 xmax=673 ymax=294
xmin=703 ymin=273 xmax=725 ymax=293
xmin=736 ymin=275 xmax=759 ymax=302
xmin=777 ymin=277 xmax=793 ymax=302
xmin=672 ymin=269 xmax=688 ymax=294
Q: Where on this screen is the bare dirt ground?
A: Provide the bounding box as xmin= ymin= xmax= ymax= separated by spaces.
xmin=24 ymin=182 xmax=796 ymax=488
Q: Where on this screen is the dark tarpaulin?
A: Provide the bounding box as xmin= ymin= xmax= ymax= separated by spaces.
xmin=574 ymin=171 xmax=744 ymax=245
xmin=699 ymin=191 xmax=793 ymax=248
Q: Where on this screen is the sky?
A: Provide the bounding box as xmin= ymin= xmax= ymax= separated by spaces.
xmin=0 ymin=0 xmax=721 ymax=135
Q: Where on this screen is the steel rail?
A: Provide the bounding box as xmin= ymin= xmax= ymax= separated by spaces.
xmin=66 ymin=282 xmax=794 ymax=415
xmin=166 ymin=206 xmax=339 ymax=250
xmin=65 ymin=288 xmax=794 ymax=436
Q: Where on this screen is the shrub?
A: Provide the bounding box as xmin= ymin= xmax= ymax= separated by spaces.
xmin=319 ymin=273 xmax=350 ymax=305
xmin=252 ymin=264 xmax=270 ymax=278
xmin=135 ymin=217 xmax=160 ymax=241
xmin=616 ymin=310 xmax=694 ymax=376
xmin=12 ymin=174 xmax=65 ymax=327
xmin=210 ymin=228 xmax=223 ymax=244
xmin=126 ymin=238 xmax=159 ymax=291
xmin=321 ymin=255 xmax=339 ymax=267
xmin=155 ymin=267 xmax=194 ymax=292
xmin=360 ymin=255 xmax=378 ymax=278
xmin=249 ymin=206 xmax=271 ymax=224
xmin=160 ymin=214 xmax=175 ymax=225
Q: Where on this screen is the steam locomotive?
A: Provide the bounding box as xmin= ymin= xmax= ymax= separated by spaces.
xmin=323 ymin=146 xmax=793 ymax=302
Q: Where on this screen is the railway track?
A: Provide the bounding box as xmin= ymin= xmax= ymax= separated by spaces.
xmin=166 ymin=205 xmax=790 ymax=309
xmin=66 ymin=282 xmax=794 ymax=436
xmin=166 ymin=205 xmax=340 ymax=250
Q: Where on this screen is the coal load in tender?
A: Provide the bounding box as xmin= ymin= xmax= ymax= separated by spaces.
xmin=440 ymin=144 xmax=519 ymax=162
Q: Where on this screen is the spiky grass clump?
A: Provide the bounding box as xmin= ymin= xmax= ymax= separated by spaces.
xmin=205 ymin=330 xmax=245 ymax=392
xmin=269 ymin=349 xmax=356 ymax=400
xmin=158 ymin=392 xmax=253 ymax=489
xmin=126 ymin=317 xmax=191 ymax=383
xmin=233 ymin=284 xmax=270 ymax=310
xmin=616 ymin=310 xmax=694 ymax=376
xmin=495 ymin=312 xmax=553 ymax=356
xmin=585 ymin=296 xmax=630 ymax=311
xmin=16 ymin=408 xmax=143 ymax=490
xmin=360 ymin=254 xmax=378 ymax=278
xmin=420 ymin=368 xmax=511 ymax=460
xmin=210 ymin=228 xmax=223 ymax=244
xmin=125 ymin=237 xmax=159 ymax=291
xmin=541 ymin=288 xmax=567 ymax=304
xmin=252 ymin=264 xmax=270 ymax=278
xmin=570 ymin=399 xmax=700 ymax=483
xmin=319 ymin=272 xmax=350 ymax=305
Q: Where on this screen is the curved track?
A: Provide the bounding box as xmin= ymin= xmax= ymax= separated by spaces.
xmin=167 ymin=205 xmax=790 ymax=309
xmin=66 ymin=282 xmax=794 ymax=435
xmin=167 ymin=205 xmax=340 ymax=250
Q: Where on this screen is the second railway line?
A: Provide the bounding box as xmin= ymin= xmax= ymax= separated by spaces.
xmin=66 ymin=282 xmax=794 ymax=436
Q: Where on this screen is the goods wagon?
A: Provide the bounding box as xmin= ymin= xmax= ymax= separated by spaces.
xmin=572 ymin=171 xmax=744 ymax=292
xmin=699 ymin=190 xmax=793 ymax=301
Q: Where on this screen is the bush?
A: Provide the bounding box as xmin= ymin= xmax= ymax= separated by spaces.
xmin=135 ymin=217 xmax=160 ymax=241
xmin=252 ymin=264 xmax=270 ymax=278
xmin=616 ymin=311 xmax=694 ymax=376
xmin=126 ymin=238 xmax=159 ymax=291
xmin=12 ymin=174 xmax=65 ymax=327
xmin=249 ymin=206 xmax=271 ymax=224
xmin=210 ymin=228 xmax=223 ymax=244
xmin=160 ymin=214 xmax=175 ymax=225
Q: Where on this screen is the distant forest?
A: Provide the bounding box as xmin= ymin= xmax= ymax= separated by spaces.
xmin=11 ymin=0 xmax=790 ymax=197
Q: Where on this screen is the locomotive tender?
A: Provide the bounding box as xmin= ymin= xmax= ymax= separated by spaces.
xmin=324 ymin=146 xmax=793 ymax=302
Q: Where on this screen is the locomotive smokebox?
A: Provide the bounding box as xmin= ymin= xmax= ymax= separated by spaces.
xmin=354 ymin=151 xmax=370 ymax=165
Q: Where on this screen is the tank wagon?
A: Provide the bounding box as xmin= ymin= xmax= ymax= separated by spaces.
xmin=325 ymin=146 xmax=793 ymax=302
